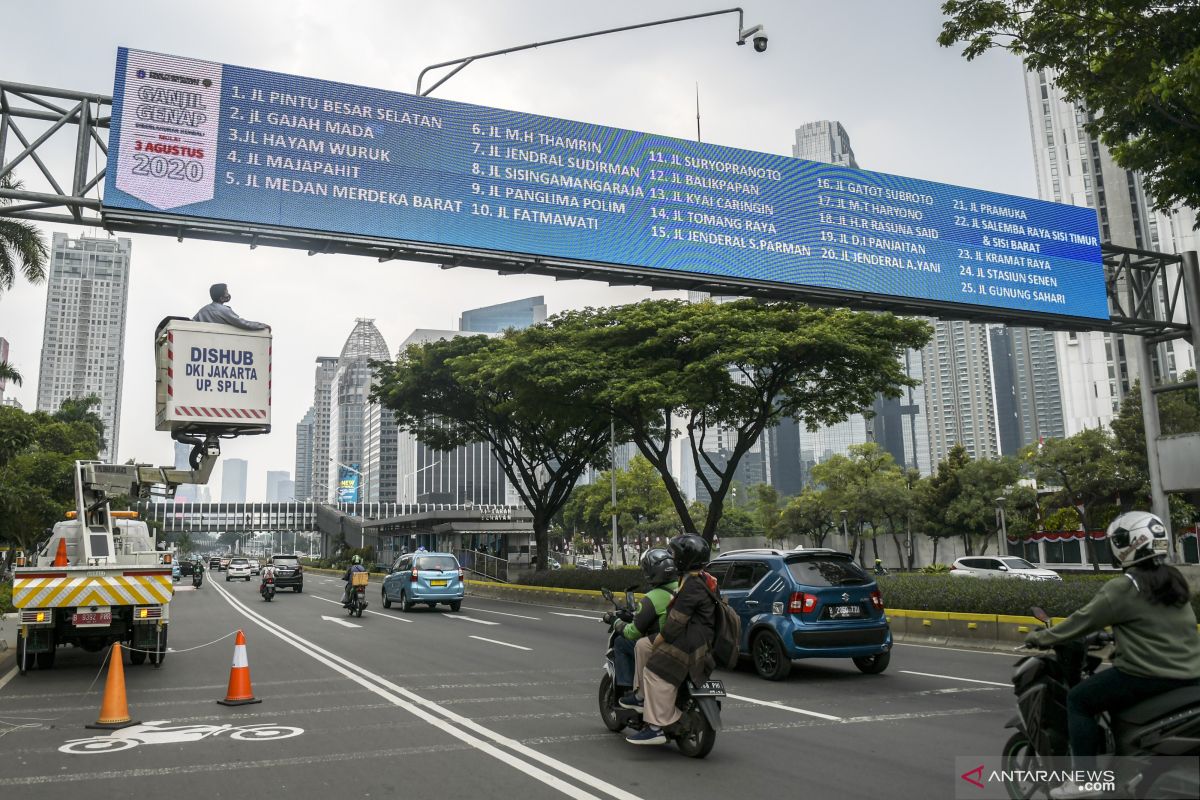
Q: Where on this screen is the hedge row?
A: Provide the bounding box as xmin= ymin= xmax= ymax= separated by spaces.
xmin=878 ymin=574 xmax=1200 ymax=618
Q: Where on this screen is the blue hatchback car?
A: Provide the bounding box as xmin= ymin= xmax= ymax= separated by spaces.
xmin=381 ymin=552 xmax=464 ymax=612
xmin=706 ymin=548 xmax=892 ymax=680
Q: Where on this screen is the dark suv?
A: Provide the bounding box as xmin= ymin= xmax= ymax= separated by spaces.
xmin=707 ymin=548 xmax=892 ymax=680
xmin=271 ymin=554 xmax=303 ymax=592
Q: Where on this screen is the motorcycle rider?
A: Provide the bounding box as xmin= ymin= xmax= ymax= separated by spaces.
xmin=626 ymin=533 xmax=718 ymax=746
xmin=613 ymin=549 xmax=680 ymax=711
xmin=260 ymin=557 xmax=276 ymax=596
xmin=342 ymin=554 xmax=366 ymax=607
xmin=1024 ymin=511 xmax=1200 ymax=799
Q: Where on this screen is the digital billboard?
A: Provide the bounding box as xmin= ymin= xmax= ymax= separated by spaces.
xmin=105 ymin=48 xmax=1109 ymax=322
xmin=337 ymin=464 xmax=360 ymax=504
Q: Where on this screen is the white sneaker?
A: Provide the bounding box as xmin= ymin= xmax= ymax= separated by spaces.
xmin=1048 ymin=783 xmax=1105 ymax=799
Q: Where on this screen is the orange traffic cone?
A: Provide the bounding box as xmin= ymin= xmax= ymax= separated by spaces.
xmin=217 ymin=630 xmax=261 ymax=706
xmin=86 ymin=643 xmax=139 ymax=730
xmin=52 ymin=538 xmax=69 ymax=567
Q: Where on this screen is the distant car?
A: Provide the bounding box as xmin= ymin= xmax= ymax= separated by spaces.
xmin=226 ymin=558 xmax=252 ymax=581
xmin=707 ymin=548 xmax=892 ymax=681
xmin=950 ymin=556 xmax=1062 ymax=581
xmin=271 ymin=554 xmax=304 ymax=592
xmin=219 ymin=555 xmax=232 ymax=571
xmin=179 ymin=560 xmax=195 ymax=577
xmin=382 ymin=552 xmax=464 ymax=612
xmin=547 ymin=557 xmax=561 ymax=570
xmin=575 ymin=558 xmax=605 ymax=570
xmin=209 ymin=556 xmax=221 ymax=571
xmin=249 ymin=558 xmax=261 ymax=575
xmin=171 ymin=561 xmax=181 ymax=581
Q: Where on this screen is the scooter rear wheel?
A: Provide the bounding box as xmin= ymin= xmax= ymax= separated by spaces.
xmin=597 ymin=673 xmax=626 ymax=732
xmin=674 ymin=708 xmax=716 ymax=759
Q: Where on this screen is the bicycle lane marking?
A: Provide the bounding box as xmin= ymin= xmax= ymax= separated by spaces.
xmin=208 ymin=578 xmax=641 ymax=800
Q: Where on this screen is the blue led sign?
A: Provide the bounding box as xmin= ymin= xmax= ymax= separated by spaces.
xmin=105 ymin=48 xmax=1108 ymax=321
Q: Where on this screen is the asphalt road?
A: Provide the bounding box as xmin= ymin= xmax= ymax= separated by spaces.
xmin=0 ymin=573 xmax=1022 ymax=799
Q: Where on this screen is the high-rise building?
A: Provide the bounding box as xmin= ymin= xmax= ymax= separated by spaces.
xmin=35 ymin=233 xmax=132 ymax=460
xmin=294 ymin=406 xmax=315 ymax=501
xmin=1022 ymin=68 xmax=1196 ymax=433
xmin=309 ymin=357 xmax=338 ymax=502
xmin=990 ymin=325 xmax=1065 ymax=454
xmin=222 ymin=458 xmax=248 ymax=503
xmin=265 ymin=470 xmax=291 ymax=502
xmin=458 ymin=296 xmax=547 ymax=333
xmin=792 ymin=121 xmax=859 ymax=168
xmin=327 ymin=320 xmax=390 ymax=503
xmin=395 ymin=329 xmax=507 ymax=506
xmin=923 ymin=321 xmax=999 ymax=462
xmin=362 ymin=397 xmax=399 ymax=503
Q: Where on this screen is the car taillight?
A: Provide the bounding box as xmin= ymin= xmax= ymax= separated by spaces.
xmin=296 ymin=565 xmax=303 ymax=573
xmin=788 ymin=592 xmax=818 ymax=614
xmin=870 ymin=590 xmax=884 ymax=611
xmin=458 ymin=569 xmax=464 ymax=580
xmin=411 ymin=569 xmax=419 ymax=583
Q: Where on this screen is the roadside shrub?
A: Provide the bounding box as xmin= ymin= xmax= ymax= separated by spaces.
xmin=920 ymin=563 xmax=951 ymax=574
xmin=513 ymin=567 xmax=642 ymax=592
xmin=0 ymin=582 xmax=13 ymax=614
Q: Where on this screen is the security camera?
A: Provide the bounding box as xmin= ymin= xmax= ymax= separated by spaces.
xmin=738 ymin=24 xmax=767 ymax=52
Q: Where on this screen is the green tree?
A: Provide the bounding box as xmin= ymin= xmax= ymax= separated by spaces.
xmin=944 ymin=456 xmax=1023 ymax=556
xmin=748 ymin=483 xmax=783 ymax=543
xmin=0 ymin=406 xmax=102 ymax=555
xmin=811 ymin=443 xmax=902 ymax=564
xmin=53 ymin=394 xmax=106 ymax=453
xmin=919 ymin=444 xmax=972 ymax=564
xmin=372 ymin=331 xmax=611 ymax=570
xmin=541 ymin=299 xmax=930 ymax=543
xmin=0 ymin=360 xmax=22 ymax=388
xmin=779 ymin=487 xmax=840 ymax=548
xmin=1024 ymin=428 xmax=1137 ymax=571
xmin=939 ymin=0 xmax=1200 ymax=216
xmin=0 ymin=175 xmax=49 ymax=294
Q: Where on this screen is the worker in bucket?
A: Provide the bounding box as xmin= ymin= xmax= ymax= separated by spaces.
xmin=193 ymin=283 xmax=270 ymax=331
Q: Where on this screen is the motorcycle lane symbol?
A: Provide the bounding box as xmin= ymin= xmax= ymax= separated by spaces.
xmin=59 ymin=721 xmax=304 ymax=754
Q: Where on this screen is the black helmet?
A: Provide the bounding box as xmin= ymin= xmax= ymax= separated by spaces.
xmin=640 ymin=548 xmax=679 ymax=585
xmin=668 ymin=533 xmax=711 ymax=572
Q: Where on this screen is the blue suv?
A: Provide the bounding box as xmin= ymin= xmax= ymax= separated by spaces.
xmin=707 ymin=548 xmax=891 ymax=680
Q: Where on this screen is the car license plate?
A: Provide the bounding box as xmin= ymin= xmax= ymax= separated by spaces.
xmin=830 ymin=605 xmax=862 ymax=618
xmin=429 ymin=579 xmax=448 ymax=587
xmin=691 ymin=679 xmax=725 ymax=697
xmin=74 ymin=608 xmax=112 ymax=627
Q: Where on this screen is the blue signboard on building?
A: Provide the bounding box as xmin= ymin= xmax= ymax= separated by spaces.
xmin=105 ymin=48 xmax=1108 ymax=321
xmin=337 ymin=464 xmax=360 ymax=504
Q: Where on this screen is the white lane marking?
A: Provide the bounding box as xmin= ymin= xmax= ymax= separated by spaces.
xmin=320 ymin=615 xmax=362 ymax=628
xmin=469 ymin=636 xmax=532 ymax=651
xmin=443 ymin=615 xmax=500 ymax=626
xmin=209 ymin=579 xmax=640 ymax=800
xmin=725 ymin=693 xmax=842 ymax=721
xmin=550 ymin=612 xmax=603 ymax=621
xmin=900 ymin=670 xmax=1009 ymax=687
xmin=0 ymin=665 xmax=18 ymax=692
xmin=309 ymin=594 xmax=413 ymax=622
xmin=470 ymin=608 xmax=541 ymax=621
xmin=893 ymin=641 xmax=1019 ymax=657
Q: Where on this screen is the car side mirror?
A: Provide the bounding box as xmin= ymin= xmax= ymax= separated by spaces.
xmin=998 ymin=565 xmax=1009 ymax=571
xmin=1031 ymin=606 xmax=1050 ymax=624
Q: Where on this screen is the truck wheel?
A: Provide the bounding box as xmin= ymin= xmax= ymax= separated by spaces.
xmin=130 ymin=648 xmax=147 ymax=666
xmin=36 ymin=648 xmax=56 ymax=670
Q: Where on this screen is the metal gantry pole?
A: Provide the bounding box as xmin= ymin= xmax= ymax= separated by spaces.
xmin=610 ymin=419 xmax=618 ymax=566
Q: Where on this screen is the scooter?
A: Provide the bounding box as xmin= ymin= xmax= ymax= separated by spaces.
xmin=259 ymin=575 xmax=276 ymax=602
xmin=1004 ymin=606 xmax=1200 ymax=799
xmin=191 ymin=569 xmax=203 ymax=589
xmin=596 ymin=586 xmax=723 ymax=758
xmin=345 ymin=584 xmax=367 ymax=618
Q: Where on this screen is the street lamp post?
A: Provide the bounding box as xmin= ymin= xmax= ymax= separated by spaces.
xmin=416 ymin=8 xmax=767 ymax=96
xmin=402 ymin=459 xmax=442 ymax=505
xmin=995 ymin=497 xmax=1008 ymax=558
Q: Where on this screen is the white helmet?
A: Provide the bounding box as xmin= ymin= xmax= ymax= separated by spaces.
xmin=1107 ymin=511 xmax=1168 ymax=568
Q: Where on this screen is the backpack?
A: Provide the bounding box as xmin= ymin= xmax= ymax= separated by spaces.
xmin=702 ymin=575 xmax=742 ymax=670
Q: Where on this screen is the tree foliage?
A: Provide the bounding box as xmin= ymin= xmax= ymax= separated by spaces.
xmin=939 ymin=0 xmax=1200 ymax=216
xmin=0 ymin=175 xmax=49 ymax=294
xmin=372 ymin=331 xmax=611 ymax=568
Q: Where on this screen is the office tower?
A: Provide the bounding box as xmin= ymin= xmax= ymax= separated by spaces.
xmin=35 ymin=233 xmax=132 ymax=460
xmin=990 ymin=325 xmax=1065 ymax=454
xmin=309 ymin=357 xmax=338 ymax=502
xmin=1151 ymin=206 xmax=1197 ymax=377
xmin=459 ymin=296 xmax=547 ymax=333
xmin=923 ymin=321 xmax=1000 ymax=462
xmin=222 ymin=458 xmax=248 ymax=503
xmin=395 ymin=329 xmax=507 ymax=506
xmin=266 ymin=470 xmax=291 ymax=502
xmin=792 ymin=121 xmax=859 ymax=168
xmin=0 ymin=337 xmax=9 ymax=401
xmin=868 ymin=348 xmax=932 ymax=474
xmin=172 ymin=441 xmax=198 ymax=503
xmin=1023 ymin=68 xmax=1195 ymax=433
xmin=278 ymin=479 xmax=295 ymax=502
xmin=326 ymin=319 xmax=390 ymax=503
xmin=362 ymin=397 xmax=399 ymax=504
xmin=294 ymin=406 xmax=315 ymax=501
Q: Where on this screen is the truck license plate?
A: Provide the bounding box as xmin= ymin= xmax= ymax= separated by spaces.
xmin=74 ymin=608 xmax=112 ymax=627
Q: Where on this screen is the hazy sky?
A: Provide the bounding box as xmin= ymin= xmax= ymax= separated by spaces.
xmin=0 ymin=1 xmax=1034 ymax=499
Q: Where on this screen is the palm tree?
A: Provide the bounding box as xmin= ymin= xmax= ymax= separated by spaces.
xmin=0 ymin=360 xmax=21 ymax=387
xmin=54 ymin=394 xmax=107 ymax=452
xmin=0 ymin=175 xmax=49 ymax=293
